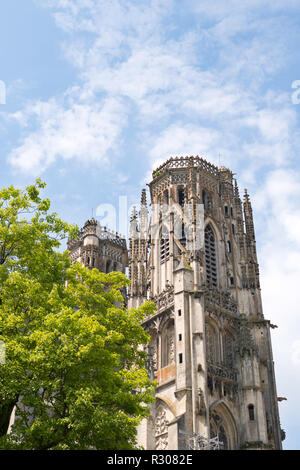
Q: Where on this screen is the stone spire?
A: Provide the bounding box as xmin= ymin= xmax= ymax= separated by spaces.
xmin=140 ymin=189 xmax=148 ymax=239
xmin=233 ymin=180 xmax=244 ymax=248
xmin=141 ymin=188 xmax=147 ymax=206
xmin=243 ymin=189 xmax=255 ymax=244
xmin=130 ymin=206 xmax=138 ymax=237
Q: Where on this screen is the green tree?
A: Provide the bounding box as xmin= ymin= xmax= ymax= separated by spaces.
xmin=0 ymin=181 xmax=155 ymax=449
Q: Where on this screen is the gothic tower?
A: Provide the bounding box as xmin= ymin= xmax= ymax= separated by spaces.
xmin=67 ymin=217 xmax=128 ymax=274
xmin=129 ymin=156 xmax=283 ymax=450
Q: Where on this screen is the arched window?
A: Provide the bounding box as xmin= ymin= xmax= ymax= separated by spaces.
xmin=106 ymin=260 xmax=112 ymax=273
xmin=205 ymin=323 xmax=219 ymax=364
xmin=210 ymin=411 xmax=229 ymax=450
xmin=178 ymin=188 xmax=185 ymax=207
xmin=164 ymin=190 xmax=169 ymax=205
xmin=160 ymin=225 xmax=169 ymax=263
xmin=205 ymin=224 xmax=217 ymax=287
xmin=223 ymin=330 xmax=234 ymax=368
xmin=248 ymin=404 xmax=255 ymax=421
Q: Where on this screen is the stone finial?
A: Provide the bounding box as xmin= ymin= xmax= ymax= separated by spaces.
xmin=234 ymin=179 xmax=240 ymax=199
xmin=141 ymin=188 xmax=147 ymax=206
xmin=130 ymin=206 xmax=137 ymax=221
xmin=244 ymin=188 xmax=251 ymax=205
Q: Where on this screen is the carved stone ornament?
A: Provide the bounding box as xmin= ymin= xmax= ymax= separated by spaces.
xmin=197 ymin=388 xmax=206 ymax=415
xmin=155 ymin=407 xmax=169 ymax=450
xmin=168 ymin=336 xmax=175 ymax=364
xmin=153 ymin=286 xmax=174 ymax=312
xmin=205 ymin=286 xmax=238 ymax=316
xmin=236 ymin=317 xmax=255 ymax=356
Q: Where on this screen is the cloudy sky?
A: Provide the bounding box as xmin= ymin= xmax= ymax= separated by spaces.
xmin=1 ymin=0 xmax=300 ymax=449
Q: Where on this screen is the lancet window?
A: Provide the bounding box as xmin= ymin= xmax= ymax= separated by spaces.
xmin=205 ymin=224 xmax=217 ymax=287
xmin=205 ymin=323 xmax=219 ymax=364
xmin=160 ymin=225 xmax=170 ymax=263
xmin=223 ymin=330 xmax=234 ymax=368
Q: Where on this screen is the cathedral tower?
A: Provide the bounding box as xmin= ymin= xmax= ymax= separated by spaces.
xmin=129 ymin=156 xmax=283 ymax=450
xmin=68 ymin=217 xmax=128 ymax=274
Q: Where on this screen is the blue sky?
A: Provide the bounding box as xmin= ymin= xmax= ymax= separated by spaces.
xmin=1 ymin=0 xmax=300 ymax=449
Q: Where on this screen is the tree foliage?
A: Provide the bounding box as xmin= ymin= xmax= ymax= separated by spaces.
xmin=0 ymin=181 xmax=155 ymax=449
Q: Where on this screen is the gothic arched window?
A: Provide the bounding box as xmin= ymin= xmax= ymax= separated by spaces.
xmin=223 ymin=330 xmax=234 ymax=368
xmin=160 ymin=225 xmax=169 ymax=263
xmin=205 ymin=323 xmax=219 ymax=364
xmin=205 ymin=224 xmax=217 ymax=287
xmin=210 ymin=411 xmax=229 ymax=450
xmin=178 ymin=187 xmax=185 ymax=207
xmin=164 ymin=190 xmax=169 ymax=205
xmin=106 ymin=260 xmax=112 ymax=273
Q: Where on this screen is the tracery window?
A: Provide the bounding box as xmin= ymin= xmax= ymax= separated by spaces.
xmin=223 ymin=330 xmax=234 ymax=368
xmin=205 ymin=224 xmax=217 ymax=287
xmin=164 ymin=190 xmax=169 ymax=205
xmin=210 ymin=412 xmax=229 ymax=450
xmin=205 ymin=323 xmax=219 ymax=364
xmin=160 ymin=225 xmax=169 ymax=263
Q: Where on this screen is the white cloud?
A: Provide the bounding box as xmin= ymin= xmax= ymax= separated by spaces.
xmin=8 ymin=96 xmax=127 ymax=174
xmin=7 ymin=0 xmax=296 ymax=178
xmin=148 ymin=124 xmax=221 ymax=169
xmin=291 ymin=341 xmax=300 ymax=365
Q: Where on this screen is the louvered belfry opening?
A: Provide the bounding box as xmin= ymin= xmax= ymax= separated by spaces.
xmin=160 ymin=225 xmax=170 ymax=263
xmin=205 ymin=224 xmax=217 ymax=287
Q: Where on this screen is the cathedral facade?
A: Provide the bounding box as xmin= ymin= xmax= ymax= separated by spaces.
xmin=128 ymin=156 xmax=283 ymax=450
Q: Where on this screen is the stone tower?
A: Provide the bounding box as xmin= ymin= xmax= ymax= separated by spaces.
xmin=129 ymin=156 xmax=283 ymax=450
xmin=67 ymin=217 xmax=128 ymax=274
